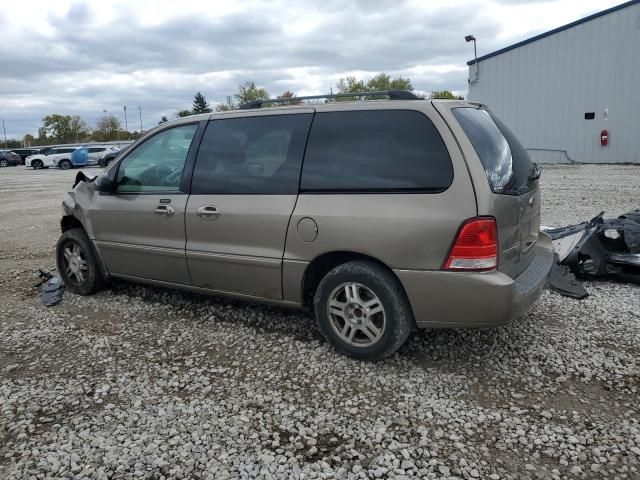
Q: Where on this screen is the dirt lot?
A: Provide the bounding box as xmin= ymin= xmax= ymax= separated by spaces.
xmin=1 ymin=164 xmax=639 ymax=480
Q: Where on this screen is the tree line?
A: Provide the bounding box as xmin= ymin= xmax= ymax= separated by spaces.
xmin=13 ymin=114 xmax=141 ymax=147
xmin=3 ymin=73 xmax=462 ymax=147
xmin=158 ymin=73 xmax=463 ymax=124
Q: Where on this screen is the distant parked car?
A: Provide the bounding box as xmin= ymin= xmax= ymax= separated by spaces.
xmin=88 ymin=146 xmax=119 ymax=166
xmin=98 ymin=146 xmax=127 ymax=167
xmin=26 ymin=147 xmax=78 ymax=169
xmin=11 ymin=148 xmax=40 ymax=165
xmin=26 ymin=145 xmax=121 ymax=170
xmin=0 ymin=150 xmax=21 ymax=167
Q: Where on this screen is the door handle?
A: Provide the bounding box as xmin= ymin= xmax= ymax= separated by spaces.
xmin=154 ymin=205 xmax=175 ymax=217
xmin=196 ymin=205 xmax=220 ymax=220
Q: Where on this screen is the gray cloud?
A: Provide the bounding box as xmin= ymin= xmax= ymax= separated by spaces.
xmin=0 ymin=0 xmax=616 ymax=138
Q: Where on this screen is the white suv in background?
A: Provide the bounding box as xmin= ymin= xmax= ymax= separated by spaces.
xmin=26 ymin=147 xmax=78 ymax=169
xmin=26 ymin=145 xmax=120 ymax=169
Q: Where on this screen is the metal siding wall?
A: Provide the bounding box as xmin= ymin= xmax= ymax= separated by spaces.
xmin=468 ymin=3 xmax=640 ymax=164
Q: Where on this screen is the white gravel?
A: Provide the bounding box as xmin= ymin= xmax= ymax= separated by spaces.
xmin=0 ymin=164 xmax=639 ymax=479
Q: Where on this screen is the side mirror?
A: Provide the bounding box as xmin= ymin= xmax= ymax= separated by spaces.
xmin=94 ymin=168 xmax=118 ymax=193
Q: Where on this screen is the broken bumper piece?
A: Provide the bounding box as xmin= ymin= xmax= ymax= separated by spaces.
xmin=542 ymin=209 xmax=640 ymax=298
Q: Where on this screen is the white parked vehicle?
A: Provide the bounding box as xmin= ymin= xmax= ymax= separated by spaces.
xmin=26 ymin=147 xmax=78 ymax=170
xmin=26 ymin=145 xmax=120 ymax=170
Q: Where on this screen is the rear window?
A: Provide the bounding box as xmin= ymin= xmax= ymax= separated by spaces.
xmin=301 ymin=110 xmax=453 ymax=192
xmin=452 ymin=107 xmax=536 ymax=195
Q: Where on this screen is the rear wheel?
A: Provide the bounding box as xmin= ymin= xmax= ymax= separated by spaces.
xmin=0 ymin=159 xmax=8 ymax=167
xmin=32 ymin=160 xmax=43 ymax=170
xmin=314 ymin=260 xmax=414 ymax=361
xmin=56 ymin=228 xmax=106 ymax=295
xmin=58 ymin=159 xmax=72 ymax=170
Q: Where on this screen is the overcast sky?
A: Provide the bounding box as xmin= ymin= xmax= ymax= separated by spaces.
xmin=0 ymin=0 xmax=625 ymax=138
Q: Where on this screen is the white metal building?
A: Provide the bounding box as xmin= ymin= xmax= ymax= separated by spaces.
xmin=467 ymin=0 xmax=640 ymax=164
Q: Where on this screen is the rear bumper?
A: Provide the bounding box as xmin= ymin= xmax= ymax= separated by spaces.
xmin=395 ymin=233 xmax=554 ymax=328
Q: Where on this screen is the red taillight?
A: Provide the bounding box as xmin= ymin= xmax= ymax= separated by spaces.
xmin=444 ymin=217 xmax=498 ymax=271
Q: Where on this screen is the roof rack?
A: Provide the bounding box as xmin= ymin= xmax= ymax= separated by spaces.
xmin=238 ymin=90 xmax=421 ymax=110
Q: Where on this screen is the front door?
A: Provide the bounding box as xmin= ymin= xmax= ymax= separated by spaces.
xmin=185 ymin=111 xmax=314 ymax=299
xmin=90 ymin=123 xmax=200 ymax=284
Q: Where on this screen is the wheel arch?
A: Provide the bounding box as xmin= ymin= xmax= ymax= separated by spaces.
xmin=300 ymin=251 xmax=408 ymax=309
xmin=61 ymin=215 xmax=85 ymax=233
xmin=59 ymin=217 xmax=109 ymax=279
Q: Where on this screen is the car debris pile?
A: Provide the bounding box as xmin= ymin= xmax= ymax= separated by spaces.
xmin=543 ymin=209 xmax=640 ymax=298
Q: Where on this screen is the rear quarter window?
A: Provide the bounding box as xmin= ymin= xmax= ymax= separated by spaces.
xmin=301 ymin=110 xmax=453 ymax=192
xmin=452 ymin=107 xmax=536 ymax=195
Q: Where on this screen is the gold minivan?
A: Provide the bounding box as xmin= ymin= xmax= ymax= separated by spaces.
xmin=57 ymin=91 xmax=553 ymax=360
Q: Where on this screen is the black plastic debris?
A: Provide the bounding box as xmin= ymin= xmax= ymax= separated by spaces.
xmin=72 ymin=170 xmax=97 ymax=188
xmin=38 ymin=270 xmax=65 ymax=307
xmin=548 ymin=256 xmax=589 ymax=299
xmin=543 ymin=209 xmax=640 ymax=297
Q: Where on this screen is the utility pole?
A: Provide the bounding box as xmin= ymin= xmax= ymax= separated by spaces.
xmin=1 ymin=120 xmax=6 ymax=148
xmin=123 ymin=106 xmax=128 ymax=139
xmin=138 ymin=106 xmax=143 ymax=133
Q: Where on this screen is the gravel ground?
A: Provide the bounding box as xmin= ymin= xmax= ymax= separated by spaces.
xmin=0 ymin=164 xmax=639 ymax=480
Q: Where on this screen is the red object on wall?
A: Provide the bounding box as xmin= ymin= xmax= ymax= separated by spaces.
xmin=601 ymin=130 xmax=609 ymax=146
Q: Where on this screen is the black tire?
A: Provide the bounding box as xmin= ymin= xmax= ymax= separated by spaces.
xmin=0 ymin=159 xmax=8 ymax=167
xmin=314 ymin=260 xmax=414 ymax=361
xmin=32 ymin=160 xmax=43 ymax=170
xmin=56 ymin=228 xmax=106 ymax=295
xmin=58 ymin=159 xmax=72 ymax=170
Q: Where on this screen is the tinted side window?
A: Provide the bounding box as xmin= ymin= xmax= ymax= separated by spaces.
xmin=57 ymin=148 xmax=76 ymax=154
xmin=452 ymin=107 xmax=536 ymax=195
xmin=88 ymin=147 xmax=106 ymax=153
xmin=301 ymin=110 xmax=453 ymax=192
xmin=192 ymin=114 xmax=313 ymax=195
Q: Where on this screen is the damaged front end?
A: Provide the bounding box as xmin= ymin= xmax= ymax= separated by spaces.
xmin=543 ymin=209 xmax=640 ymax=298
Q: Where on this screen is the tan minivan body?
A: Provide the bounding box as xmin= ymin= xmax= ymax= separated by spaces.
xmin=59 ymin=98 xmax=553 ymax=359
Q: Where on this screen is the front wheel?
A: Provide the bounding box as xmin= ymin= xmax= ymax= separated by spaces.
xmin=0 ymin=159 xmax=8 ymax=167
xmin=58 ymin=159 xmax=72 ymax=170
xmin=314 ymin=260 xmax=414 ymax=361
xmin=32 ymin=160 xmax=43 ymax=170
xmin=56 ymin=228 xmax=106 ymax=295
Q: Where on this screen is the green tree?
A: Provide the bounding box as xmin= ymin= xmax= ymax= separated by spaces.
xmin=37 ymin=127 xmax=50 ymax=145
xmin=96 ymin=114 xmax=122 ymax=141
xmin=70 ymin=115 xmax=90 ymax=142
xmin=41 ymin=114 xmax=89 ymax=143
xmin=192 ymin=92 xmax=212 ymax=114
xmin=234 ymin=81 xmax=269 ymax=106
xmin=23 ymin=134 xmax=36 ymax=147
xmin=431 ymin=90 xmax=464 ymax=100
xmin=277 ymin=90 xmax=302 ymax=105
xmin=177 ymin=110 xmax=193 ymax=118
xmin=335 ymin=73 xmax=414 ymax=101
xmin=336 ymin=76 xmax=366 ymax=95
xmin=90 ymin=130 xmax=106 ymax=142
xmin=158 ymin=115 xmax=168 ymax=125
xmin=215 ymin=103 xmax=233 ymax=112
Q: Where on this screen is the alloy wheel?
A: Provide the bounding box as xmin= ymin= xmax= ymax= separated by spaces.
xmin=62 ymin=241 xmax=89 ymax=285
xmin=327 ymin=282 xmax=386 ymax=347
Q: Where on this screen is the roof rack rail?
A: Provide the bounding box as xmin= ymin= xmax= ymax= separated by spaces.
xmin=238 ymin=90 xmax=421 ymax=110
